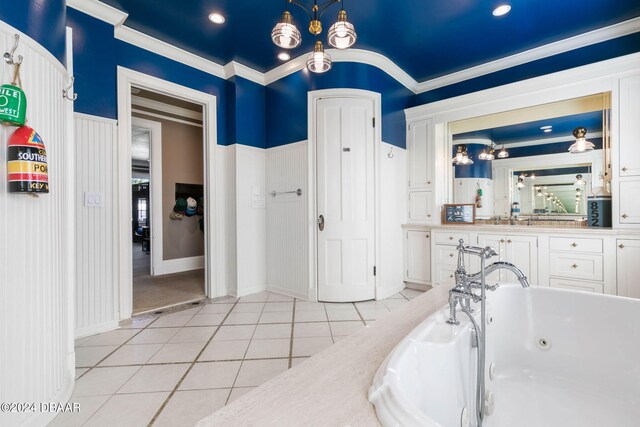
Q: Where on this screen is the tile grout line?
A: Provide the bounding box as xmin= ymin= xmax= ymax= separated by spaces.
xmin=147 ymin=297 xmax=240 ymax=426
xmin=224 ymin=295 xmax=271 ymax=405
xmin=288 ymin=298 xmax=297 ymax=368
xmin=352 ymin=302 xmax=367 ymax=324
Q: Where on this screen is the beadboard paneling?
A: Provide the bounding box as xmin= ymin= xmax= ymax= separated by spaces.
xmin=266 ymin=141 xmax=309 ymax=299
xmin=0 ymin=25 xmax=73 ymax=427
xmin=73 ymin=113 xmax=119 ymax=337
xmin=216 ymin=144 xmax=237 ymax=296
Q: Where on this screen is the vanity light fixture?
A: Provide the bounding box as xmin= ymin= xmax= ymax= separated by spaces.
xmin=480 ymin=143 xmax=497 ymax=161
xmin=529 ymin=172 xmax=536 ymax=180
xmin=569 ymin=127 xmax=595 ymax=153
xmin=497 ymin=145 xmax=509 ymax=158
xmin=277 ymin=52 xmax=291 ymax=61
xmin=517 ymin=177 xmax=525 ymax=188
xmin=209 ymin=13 xmax=226 ymax=24
xmin=272 ymin=0 xmax=357 ymax=73
xmin=478 ymin=148 xmax=488 ymax=160
xmin=575 ymin=174 xmax=586 ymax=186
xmin=537 ymin=189 xmax=543 ymax=196
xmin=452 ymin=145 xmax=474 ymax=165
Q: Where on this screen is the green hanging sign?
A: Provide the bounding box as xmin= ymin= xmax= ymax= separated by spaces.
xmin=0 ymin=83 xmax=27 ymax=126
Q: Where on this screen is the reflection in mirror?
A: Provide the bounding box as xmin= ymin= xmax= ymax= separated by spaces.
xmin=450 ymin=94 xmax=611 ymax=222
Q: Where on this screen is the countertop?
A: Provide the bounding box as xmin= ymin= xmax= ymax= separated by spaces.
xmin=196 ymin=285 xmax=451 ymax=427
xmin=402 ymin=223 xmax=640 ymax=235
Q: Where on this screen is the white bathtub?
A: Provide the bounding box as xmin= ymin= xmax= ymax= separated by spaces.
xmin=368 ymin=285 xmax=640 ymax=427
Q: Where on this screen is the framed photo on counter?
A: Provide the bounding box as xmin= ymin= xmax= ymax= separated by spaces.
xmin=442 ymin=204 xmax=476 ymax=224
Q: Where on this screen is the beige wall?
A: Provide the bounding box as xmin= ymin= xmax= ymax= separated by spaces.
xmin=133 ymin=113 xmax=204 ymax=261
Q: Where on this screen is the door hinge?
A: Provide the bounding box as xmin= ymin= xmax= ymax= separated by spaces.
xmin=372 ymin=117 xmax=376 ymax=128
xmin=373 ymin=266 xmax=377 ymax=276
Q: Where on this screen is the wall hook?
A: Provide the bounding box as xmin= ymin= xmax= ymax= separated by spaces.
xmin=387 ymin=146 xmax=394 ymax=158
xmin=3 ymin=34 xmax=23 ymax=66
xmin=63 ymin=76 xmax=78 ymax=101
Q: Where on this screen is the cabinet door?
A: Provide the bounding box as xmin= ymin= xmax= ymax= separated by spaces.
xmin=492 ymin=166 xmax=510 ymax=216
xmin=407 ymin=119 xmax=434 ymax=189
xmin=408 ymin=191 xmax=433 ymax=222
xmin=618 ymin=181 xmax=640 ymax=224
xmin=505 ymin=235 xmax=538 ymax=285
xmin=617 ymin=239 xmax=640 ymax=298
xmin=619 ymin=75 xmax=640 ymax=177
xmin=477 ymin=234 xmax=505 ymax=283
xmin=406 ymin=230 xmax=431 ymax=284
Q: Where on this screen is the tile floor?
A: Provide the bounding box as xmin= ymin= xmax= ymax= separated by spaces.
xmin=53 ymin=288 xmax=424 ymax=427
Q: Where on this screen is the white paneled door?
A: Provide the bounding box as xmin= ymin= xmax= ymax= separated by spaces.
xmin=317 ymin=97 xmax=376 ymax=302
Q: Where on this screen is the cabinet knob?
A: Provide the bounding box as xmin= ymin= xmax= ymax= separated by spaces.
xmin=622 ymin=167 xmax=628 ymax=172
xmin=507 ymin=239 xmax=512 ymax=244
xmin=619 ymin=244 xmax=625 ymax=249
xmin=449 ymin=236 xmax=454 ymax=240
xmin=571 ymin=264 xmax=578 ymax=269
xmin=427 ymin=181 xmax=431 ymax=185
xmin=571 ymin=242 xmax=578 ymax=248
xmin=425 ymin=234 xmax=430 ymax=238
xmin=427 ymin=214 xmax=431 ymax=218
xmin=449 ymin=253 xmax=454 ymax=258
xmin=500 ymin=239 xmax=505 ymax=243
xmin=449 ymin=274 xmax=454 ymax=278
xmin=622 ymin=214 xmax=629 ymax=219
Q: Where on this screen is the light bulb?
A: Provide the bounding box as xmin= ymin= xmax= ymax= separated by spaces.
xmin=314 ymin=52 xmax=324 ymax=69
xmin=456 ymin=152 xmax=464 ymax=163
xmin=335 ymin=22 xmax=347 ymax=38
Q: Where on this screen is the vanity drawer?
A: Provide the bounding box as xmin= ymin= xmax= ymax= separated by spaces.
xmin=549 ymin=237 xmax=603 ymax=253
xmin=434 ymin=231 xmax=471 ymax=246
xmin=435 ymin=245 xmax=458 ymax=265
xmin=549 ymin=277 xmax=604 ymax=294
xmin=549 ymin=252 xmax=603 ymax=281
xmin=434 ymin=265 xmax=456 ymax=285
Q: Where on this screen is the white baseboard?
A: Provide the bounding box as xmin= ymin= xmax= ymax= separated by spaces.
xmin=236 ymin=285 xmax=267 ymax=298
xmin=267 ymin=284 xmax=308 ymax=300
xmin=154 ymin=256 xmax=204 ymax=276
xmin=75 ymin=320 xmax=119 ymax=339
xmin=377 ymin=284 xmax=406 ymax=300
xmin=404 ymin=282 xmax=433 ymax=292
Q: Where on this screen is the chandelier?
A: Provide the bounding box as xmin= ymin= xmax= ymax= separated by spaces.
xmin=271 ymin=0 xmax=357 ymax=73
xmin=569 ymin=126 xmax=595 ymax=153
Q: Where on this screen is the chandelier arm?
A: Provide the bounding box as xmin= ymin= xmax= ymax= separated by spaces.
xmin=288 ymin=0 xmax=314 ymax=20
xmin=316 ymin=0 xmax=342 ymax=18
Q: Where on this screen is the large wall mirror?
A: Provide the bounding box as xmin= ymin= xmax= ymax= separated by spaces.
xmin=449 ymin=93 xmax=611 ymax=220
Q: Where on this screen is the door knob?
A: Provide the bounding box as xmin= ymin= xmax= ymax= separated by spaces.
xmin=318 ymin=214 xmax=325 ymax=231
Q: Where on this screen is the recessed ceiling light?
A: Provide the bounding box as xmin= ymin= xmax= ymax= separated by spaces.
xmin=209 ymin=13 xmax=225 ymax=24
xmin=278 ymin=52 xmax=291 ymax=61
xmin=540 ymin=125 xmax=552 ymax=130
xmin=492 ymin=4 xmax=511 ymax=17
xmin=544 ymin=129 xmax=552 ymax=133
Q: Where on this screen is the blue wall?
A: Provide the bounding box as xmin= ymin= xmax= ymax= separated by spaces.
xmin=66 ymin=8 xmax=229 ymax=145
xmin=0 ymin=0 xmax=66 ymax=64
xmin=266 ymin=62 xmax=415 ymax=149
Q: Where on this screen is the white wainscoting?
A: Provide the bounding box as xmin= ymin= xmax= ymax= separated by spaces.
xmin=235 ymin=145 xmax=267 ymax=296
xmin=216 ymin=145 xmax=237 ymax=296
xmin=73 ymin=114 xmax=119 ymax=338
xmin=266 ymin=141 xmax=309 ymax=299
xmin=153 ymin=256 xmax=205 ymax=275
xmin=0 ymin=25 xmax=74 ymax=427
xmin=379 ymin=142 xmax=408 ymax=299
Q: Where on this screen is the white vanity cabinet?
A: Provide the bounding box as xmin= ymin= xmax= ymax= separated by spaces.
xmin=403 ymin=226 xmax=431 ymax=289
xmin=617 ymin=73 xmax=640 ymax=227
xmin=617 ymin=239 xmax=640 ymax=299
xmin=477 ymin=234 xmax=538 ymax=285
xmin=547 ymin=236 xmax=607 ymax=294
xmin=406 ymin=119 xmax=435 ymax=224
xmin=432 ymin=231 xmax=473 ymax=286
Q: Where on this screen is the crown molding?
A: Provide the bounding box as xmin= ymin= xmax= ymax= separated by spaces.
xmin=66 ymin=0 xmax=127 ymax=26
xmin=114 ymin=25 xmax=228 ymax=80
xmin=415 ymin=16 xmax=640 ymax=93
xmin=67 ymin=1 xmax=640 ymax=95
